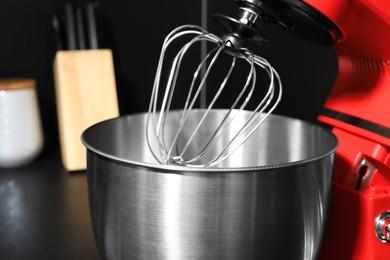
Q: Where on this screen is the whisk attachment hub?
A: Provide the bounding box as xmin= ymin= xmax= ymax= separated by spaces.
xmin=212 ymin=14 xmax=272 ymax=49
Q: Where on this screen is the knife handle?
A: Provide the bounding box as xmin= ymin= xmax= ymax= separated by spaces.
xmin=86 ymin=2 xmax=98 ymax=49
xmin=64 ymin=3 xmax=77 ymax=50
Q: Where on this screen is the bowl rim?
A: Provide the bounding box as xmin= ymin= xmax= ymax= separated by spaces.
xmin=81 ymin=110 xmax=338 ymax=173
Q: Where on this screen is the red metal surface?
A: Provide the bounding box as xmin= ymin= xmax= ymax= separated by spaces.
xmin=317 ymin=128 xmax=390 ymax=259
xmin=303 ymin=0 xmax=390 ymax=258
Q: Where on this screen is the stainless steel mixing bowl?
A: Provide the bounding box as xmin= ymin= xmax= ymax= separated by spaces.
xmin=82 ymin=109 xmax=337 ymax=260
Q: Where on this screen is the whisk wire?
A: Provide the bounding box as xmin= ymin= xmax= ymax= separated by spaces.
xmin=180 ymin=50 xmax=237 ymax=163
xmin=147 ymin=25 xmax=210 ymax=163
xmin=163 ymin=34 xmax=226 ymax=163
xmin=170 ymin=41 xmax=232 ymax=161
xmin=184 ymin=45 xmax=257 ymax=164
xmin=210 ymin=54 xmax=283 ymax=166
xmin=148 ymin=26 xmax=218 ymax=163
xmin=147 ymin=24 xmax=282 ymax=167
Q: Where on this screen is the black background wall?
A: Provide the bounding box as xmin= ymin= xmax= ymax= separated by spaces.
xmin=0 ymin=0 xmax=337 ymax=151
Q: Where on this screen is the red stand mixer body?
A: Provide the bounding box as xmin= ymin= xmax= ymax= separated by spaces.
xmin=305 ymin=0 xmax=390 ymax=259
xmin=218 ymin=0 xmax=390 ymax=257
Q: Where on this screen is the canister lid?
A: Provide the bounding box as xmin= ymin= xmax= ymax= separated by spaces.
xmin=0 ymin=78 xmax=36 ymax=90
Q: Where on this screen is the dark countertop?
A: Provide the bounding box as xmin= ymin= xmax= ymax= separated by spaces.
xmin=0 ymin=149 xmax=100 ymax=260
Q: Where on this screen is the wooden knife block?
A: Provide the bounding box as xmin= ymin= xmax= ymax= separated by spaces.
xmin=53 ymin=49 xmax=119 ymax=171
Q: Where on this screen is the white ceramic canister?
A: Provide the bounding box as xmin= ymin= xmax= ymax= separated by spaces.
xmin=0 ymin=79 xmax=44 ymax=168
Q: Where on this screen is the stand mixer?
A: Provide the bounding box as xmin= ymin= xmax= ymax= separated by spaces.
xmin=149 ymin=0 xmax=390 ymax=258
xmin=223 ymin=0 xmax=390 ymax=259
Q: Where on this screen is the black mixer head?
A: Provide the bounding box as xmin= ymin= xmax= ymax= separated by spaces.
xmin=214 ymin=0 xmax=340 ymax=47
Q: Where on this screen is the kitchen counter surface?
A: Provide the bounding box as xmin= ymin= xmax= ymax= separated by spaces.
xmin=0 ymin=149 xmax=99 ymax=260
